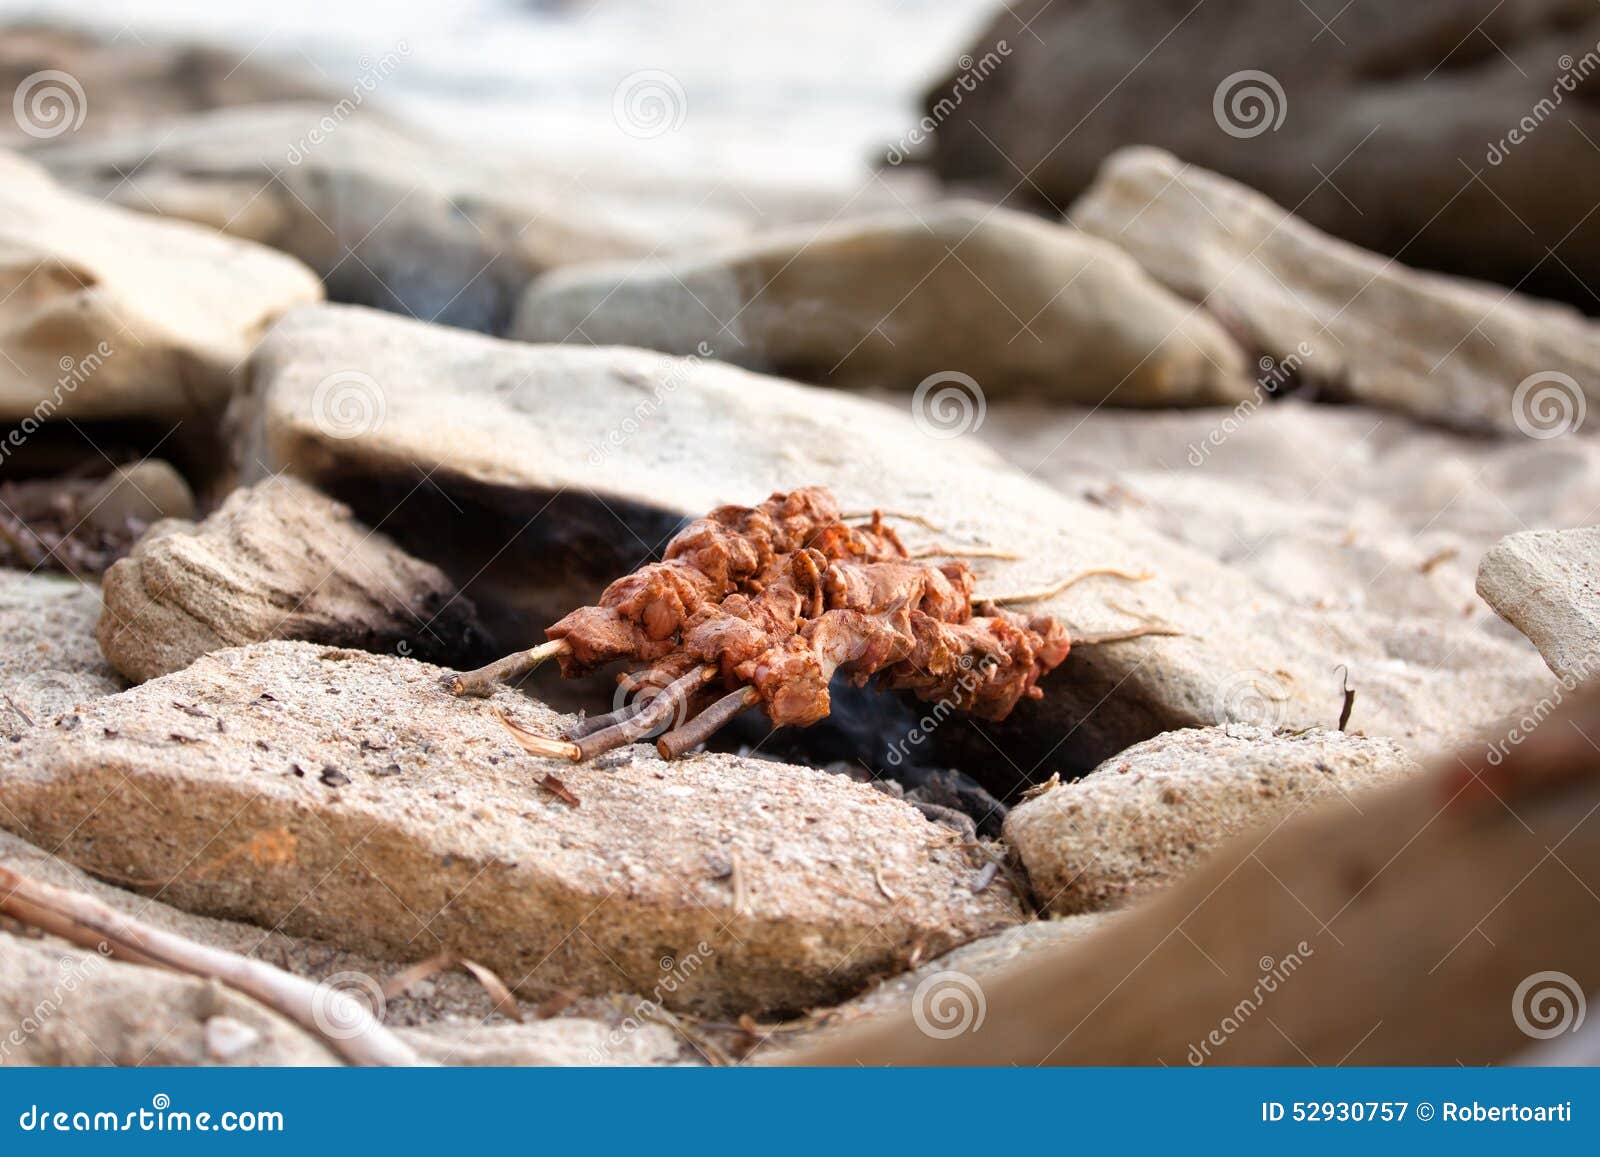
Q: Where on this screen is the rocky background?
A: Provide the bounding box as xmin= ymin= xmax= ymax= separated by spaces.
xmin=0 ymin=2 xmax=1598 ymax=1066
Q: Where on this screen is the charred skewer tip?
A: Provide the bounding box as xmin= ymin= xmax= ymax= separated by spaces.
xmin=656 ymin=686 xmax=761 ymax=761
xmin=493 ymin=707 xmax=582 ymax=762
xmin=447 ymin=639 xmax=571 ymax=697
xmin=572 ymin=665 xmax=718 ymax=761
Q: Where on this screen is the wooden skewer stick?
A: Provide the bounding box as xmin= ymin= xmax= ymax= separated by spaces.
xmin=0 ymin=866 xmax=420 ymax=1067
xmin=1072 ymin=624 xmax=1183 ymax=646
xmin=563 ymin=699 xmax=645 ymax=741
xmin=446 ymin=639 xmax=570 ymax=698
xmin=574 ymin=665 xmax=717 ymax=761
xmin=908 ymin=546 xmax=1023 ymax=561
xmin=981 ymin=567 xmax=1152 ymax=606
xmin=842 ymin=509 xmax=948 ymax=534
xmin=494 ymin=708 xmax=582 ymax=761
xmin=657 ymin=686 xmax=762 ymax=761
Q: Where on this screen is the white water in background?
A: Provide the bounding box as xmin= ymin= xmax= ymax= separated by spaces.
xmin=0 ymin=0 xmax=996 ymax=190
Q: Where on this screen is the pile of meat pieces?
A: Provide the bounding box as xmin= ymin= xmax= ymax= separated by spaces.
xmin=454 ymin=488 xmax=1071 ymax=760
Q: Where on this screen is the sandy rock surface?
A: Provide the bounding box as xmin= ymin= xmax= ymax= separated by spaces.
xmin=240 ymin=305 xmax=1552 ymax=778
xmin=513 ymin=202 xmax=1251 ymax=406
xmin=1006 ymin=726 xmax=1422 ymax=915
xmin=0 ymin=930 xmax=339 ymax=1066
xmin=98 ymin=475 xmax=489 ymax=682
xmin=0 ymin=571 xmax=123 ymax=726
xmin=977 ymin=396 xmax=1600 ymax=628
xmin=0 ymin=641 xmax=1021 ymax=1017
xmin=1071 ymin=149 xmax=1600 ymax=436
xmin=0 ymin=150 xmax=322 ymax=427
xmin=1478 ymin=526 xmax=1600 ymax=688
xmin=0 ymin=828 xmax=702 ymax=1065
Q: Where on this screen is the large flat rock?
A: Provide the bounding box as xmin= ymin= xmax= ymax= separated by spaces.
xmin=241 ymin=305 xmax=1552 ymax=775
xmin=0 ymin=149 xmax=322 ymax=426
xmin=0 ymin=641 xmax=1021 ymax=1017
xmin=1071 ymin=148 xmax=1600 ymax=436
xmin=512 ymin=202 xmax=1251 ymax=406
